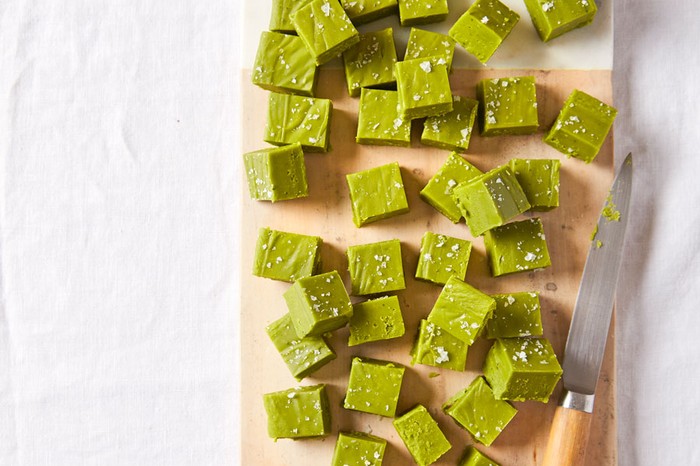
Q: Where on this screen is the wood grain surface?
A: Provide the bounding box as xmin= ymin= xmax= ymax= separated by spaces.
xmin=240 ymin=68 xmax=616 ymax=466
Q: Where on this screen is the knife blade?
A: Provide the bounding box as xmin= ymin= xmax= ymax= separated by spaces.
xmin=542 ymin=152 xmax=633 ymax=466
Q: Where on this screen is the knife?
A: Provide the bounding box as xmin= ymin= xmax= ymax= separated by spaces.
xmin=542 ymin=153 xmax=633 ymax=466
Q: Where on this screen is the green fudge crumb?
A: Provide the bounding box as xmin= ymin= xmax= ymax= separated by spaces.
xmin=602 ymin=194 xmax=621 ymax=221
xmin=331 ymin=432 xmax=387 ymax=466
xmin=524 ymin=0 xmax=598 ymax=42
xmin=349 ymin=295 xmax=405 ymax=346
xmin=344 ymin=357 xmax=405 ymax=417
xmin=449 ymin=0 xmax=519 ymax=64
xmin=393 ymin=405 xmax=452 ymax=466
xmin=263 ymin=384 xmax=331 ymax=439
xmin=343 ymin=28 xmax=398 ymax=97
xmin=483 ymin=337 xmax=563 ymax=402
xmin=596 ymin=239 xmax=603 ymax=248
xmin=443 ymin=376 xmax=517 ymax=446
xmin=420 ymin=152 xmax=483 ymax=223
xmin=266 ymin=313 xmax=336 ymax=381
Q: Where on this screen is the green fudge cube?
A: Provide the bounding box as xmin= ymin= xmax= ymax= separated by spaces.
xmin=443 ymin=376 xmax=517 ymax=446
xmin=477 ymin=76 xmax=539 ymax=136
xmin=284 ymin=270 xmax=353 ymax=337
xmin=459 ymin=446 xmax=501 ymax=466
xmin=266 ymin=313 xmax=336 ymax=381
xmin=252 ymin=31 xmax=318 ymax=97
xmin=332 ymin=432 xmax=387 ymax=466
xmin=524 ymin=0 xmax=598 ymax=42
xmin=427 ymin=276 xmax=495 ymax=345
xmin=415 ymin=232 xmax=472 ymax=286
xmin=393 ymin=405 xmax=451 ymax=466
xmin=349 ymin=295 xmax=405 ymax=346
xmin=484 ymin=218 xmax=551 ymax=276
xmin=486 ymin=292 xmax=543 ymax=338
xmin=449 ymin=0 xmax=519 ymax=64
xmin=344 ymin=357 xmax=405 ymax=417
xmin=395 ymin=58 xmax=452 ymax=120
xmin=341 ymin=0 xmax=398 ymax=25
xmin=343 ymin=29 xmax=397 ymax=97
xmin=398 ymin=0 xmax=449 ymax=26
xmin=483 ymin=337 xmax=563 ymax=402
xmin=356 ymin=89 xmax=411 ymax=147
xmin=411 ymin=319 xmax=468 ymax=371
xmin=253 ymin=227 xmax=321 ymax=282
xmin=509 ymin=158 xmax=560 ymax=211
xmin=452 ymin=165 xmax=531 ymax=237
xmin=544 ymin=89 xmax=617 ymax=163
xmin=346 ymin=162 xmax=410 ymax=227
xmin=421 ymin=96 xmax=479 ymax=152
xmin=292 ymin=0 xmax=360 ymax=65
xmin=420 ymin=152 xmax=483 ymax=223
xmin=244 ymin=143 xmax=308 ymax=202
xmin=405 ymin=28 xmax=456 ymax=71
xmin=347 ymin=239 xmax=406 ymax=295
xmin=265 ymin=92 xmax=332 ymax=152
xmin=270 ymin=0 xmax=315 ymax=34
xmin=263 ymin=384 xmax=331 ymax=439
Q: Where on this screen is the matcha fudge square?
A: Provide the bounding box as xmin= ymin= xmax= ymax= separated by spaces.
xmin=341 ymin=0 xmax=398 ymax=25
xmin=331 ymin=432 xmax=387 ymax=466
xmin=477 ymin=76 xmax=539 ymax=136
xmin=270 ymin=0 xmax=315 ymax=34
xmin=524 ymin=0 xmax=598 ymax=42
xmin=344 ymin=357 xmax=405 ymax=417
xmin=486 ymin=291 xmax=543 ymax=338
xmin=427 ymin=276 xmax=496 ymax=345
xmin=393 ymin=404 xmax=451 ymax=466
xmin=348 ymin=295 xmax=405 ymax=346
xmin=420 ymin=152 xmax=483 ymax=223
xmin=483 ymin=337 xmax=563 ymax=402
xmin=252 ymin=227 xmax=321 ymax=282
xmin=252 ymin=31 xmax=318 ymax=97
xmin=291 ymin=0 xmax=360 ymax=65
xmin=443 ymin=376 xmax=516 ymax=446
xmin=243 ymin=143 xmax=308 ymax=202
xmin=266 ymin=313 xmax=336 ymax=381
xmin=398 ymin=0 xmax=449 ymax=26
xmin=484 ymin=217 xmax=551 ymax=276
xmin=394 ymin=58 xmax=452 ymax=120
xmin=356 ymin=89 xmax=411 ymax=147
xmin=509 ymin=158 xmax=560 ymax=211
xmin=449 ymin=0 xmax=519 ymax=64
xmin=346 ymin=162 xmax=410 ymax=227
xmin=421 ymin=95 xmax=479 ymax=152
xmin=411 ymin=319 xmax=468 ymax=371
xmin=415 ymin=232 xmax=472 ymax=286
xmin=452 ymin=164 xmax=530 ymax=237
xmin=404 ymin=28 xmax=456 ymax=71
xmin=459 ymin=446 xmax=501 ymax=466
xmin=347 ymin=239 xmax=406 ymax=295
xmin=544 ymin=89 xmax=617 ymax=163
xmin=343 ymin=29 xmax=398 ymax=98
xmin=265 ymin=92 xmax=332 ymax=152
xmin=284 ymin=270 xmax=353 ymax=337
xmin=263 ymin=384 xmax=331 ymax=439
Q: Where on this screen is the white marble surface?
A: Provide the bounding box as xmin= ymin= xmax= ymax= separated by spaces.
xmin=0 ymin=0 xmax=698 ymax=465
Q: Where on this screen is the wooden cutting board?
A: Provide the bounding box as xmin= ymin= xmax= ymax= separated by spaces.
xmin=239 ymin=68 xmax=616 ymax=465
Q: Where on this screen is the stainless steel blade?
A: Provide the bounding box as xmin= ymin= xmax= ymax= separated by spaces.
xmin=562 ymin=153 xmax=633 ymax=395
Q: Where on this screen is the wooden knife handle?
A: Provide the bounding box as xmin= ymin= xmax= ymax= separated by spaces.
xmin=542 ymin=405 xmax=592 ymax=466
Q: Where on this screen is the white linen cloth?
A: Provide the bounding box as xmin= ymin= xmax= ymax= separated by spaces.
xmin=0 ymin=0 xmax=698 ymax=465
